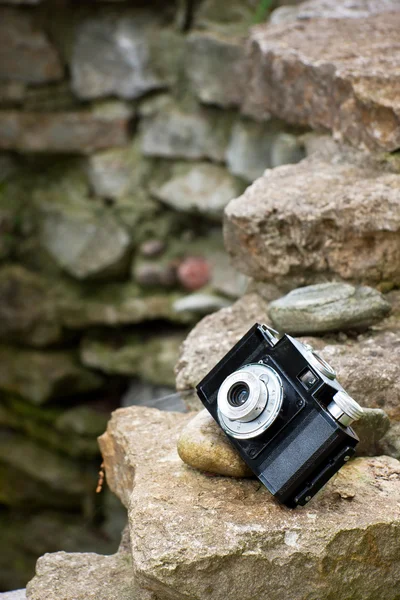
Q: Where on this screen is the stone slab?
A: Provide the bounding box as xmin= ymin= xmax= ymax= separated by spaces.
xmin=0 ymin=107 xmax=132 ymax=153
xmin=97 ymin=405 xmax=400 ymax=600
xmin=224 ymin=151 xmax=400 ymax=287
xmin=245 ymin=8 xmax=400 ymax=150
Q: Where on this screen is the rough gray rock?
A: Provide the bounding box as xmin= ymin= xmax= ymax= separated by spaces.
xmin=269 ymin=283 xmax=391 ymax=335
xmin=352 ymin=408 xmax=391 ymax=457
xmin=226 ymin=119 xmax=304 ymax=182
xmin=270 ymin=132 xmax=305 ymax=168
xmin=193 ymin=0 xmax=260 ymax=33
xmin=185 ymin=31 xmax=246 ymax=108
xmin=96 ymin=406 xmax=400 ymax=600
xmin=0 ymin=430 xmax=97 ymax=509
xmin=153 ymin=162 xmax=243 ymax=221
xmin=172 ymin=292 xmax=231 ymax=316
xmin=379 ymin=422 xmax=400 ymax=461
xmin=0 ymin=8 xmax=62 ymax=84
xmin=0 ymin=104 xmax=132 ymax=153
xmin=178 ymin=409 xmax=254 ymax=478
xmin=141 ymin=102 xmax=231 ymax=161
xmin=210 ymin=251 xmax=249 ymax=299
xmin=33 ymin=164 xmax=133 ymax=280
xmin=175 ymin=294 xmax=400 ymax=419
xmin=87 ymin=142 xmax=152 ymax=200
xmin=39 ymin=208 xmax=131 ymax=280
xmin=0 ymin=345 xmax=103 ymax=404
xmin=26 ymin=530 xmax=154 ymax=600
xmin=71 ymin=9 xmax=182 ymax=100
xmin=245 ymin=8 xmax=400 ymax=150
xmin=0 ymin=266 xmax=63 ymax=347
xmin=224 ymin=152 xmax=400 ymax=288
xmin=57 ymin=280 xmax=196 ymax=329
xmin=80 ymin=332 xmax=185 ymax=387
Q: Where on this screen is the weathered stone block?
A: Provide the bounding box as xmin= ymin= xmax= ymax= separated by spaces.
xmin=0 ymin=345 xmax=103 ymax=404
xmin=224 ymin=152 xmax=400 ymax=287
xmin=71 ymin=9 xmax=182 ymax=100
xmin=0 ymin=8 xmax=63 ymax=84
xmin=185 ymin=31 xmax=247 ymax=108
xmin=269 ymin=283 xmax=391 ymax=335
xmin=175 ymin=293 xmax=271 ymax=394
xmin=26 ymin=530 xmax=152 ymax=600
xmin=81 ymin=332 xmax=185 ymax=387
xmin=57 ymin=280 xmax=197 ymax=330
xmin=152 ymin=162 xmax=244 ymax=221
xmin=0 ymin=431 xmax=96 ymax=508
xmin=0 ymin=265 xmax=63 ymax=347
xmin=226 ymin=119 xmax=305 ymax=181
xmin=141 ymin=101 xmax=232 ymax=161
xmin=245 ymin=7 xmax=400 ymax=150
xmin=95 ymin=406 xmax=400 ymax=600
xmin=0 ymin=104 xmax=132 ymax=153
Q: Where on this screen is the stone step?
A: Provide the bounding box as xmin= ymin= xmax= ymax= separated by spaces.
xmin=224 ymin=146 xmax=400 ymax=288
xmin=244 ymin=0 xmax=400 ymax=151
xmin=26 ymin=405 xmax=400 ymax=600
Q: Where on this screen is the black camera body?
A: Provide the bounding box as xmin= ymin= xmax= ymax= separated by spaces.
xmin=196 ymin=324 xmax=363 ymax=508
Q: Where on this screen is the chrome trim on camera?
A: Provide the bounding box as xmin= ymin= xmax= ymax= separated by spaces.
xmin=260 ymin=324 xmax=280 ymax=346
xmin=327 ymin=390 xmax=364 ymax=427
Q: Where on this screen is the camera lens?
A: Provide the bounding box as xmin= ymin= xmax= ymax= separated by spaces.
xmin=228 ymin=382 xmax=250 ymax=407
xmin=217 ymin=364 xmax=284 ymax=439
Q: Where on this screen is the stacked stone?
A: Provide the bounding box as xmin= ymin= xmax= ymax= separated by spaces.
xmin=0 ymin=0 xmax=310 ymax=591
xmin=24 ymin=1 xmax=400 ymax=599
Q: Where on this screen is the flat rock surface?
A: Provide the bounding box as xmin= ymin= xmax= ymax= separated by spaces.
xmin=245 ymin=6 xmax=400 ymax=150
xmin=26 ymin=530 xmax=155 ymax=600
xmin=97 ymin=405 xmax=400 ymax=600
xmin=224 ymin=152 xmax=400 ymax=287
xmin=175 ymin=294 xmax=400 ymax=419
xmin=269 ymin=283 xmax=391 ymax=334
xmin=0 ymin=107 xmax=132 ymax=153
xmin=153 ymin=162 xmax=243 ymax=221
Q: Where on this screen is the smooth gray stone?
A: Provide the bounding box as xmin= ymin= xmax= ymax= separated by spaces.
xmin=269 ymin=283 xmax=391 ymax=334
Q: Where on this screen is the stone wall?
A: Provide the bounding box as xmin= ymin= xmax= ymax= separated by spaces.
xmin=0 ymin=0 xmax=306 ymax=591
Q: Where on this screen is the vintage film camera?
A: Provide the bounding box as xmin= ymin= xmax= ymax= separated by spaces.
xmin=196 ymin=324 xmax=364 ymax=508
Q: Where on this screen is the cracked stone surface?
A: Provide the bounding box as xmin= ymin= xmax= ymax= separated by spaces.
xmin=245 ymin=5 xmax=400 ymax=151
xmin=224 ymin=151 xmax=400 ymax=288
